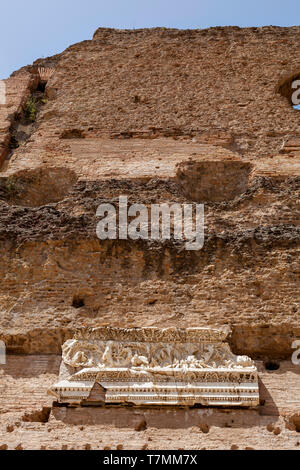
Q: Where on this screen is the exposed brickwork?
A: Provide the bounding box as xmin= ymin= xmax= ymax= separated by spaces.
xmin=0 ymin=26 xmax=299 ymax=449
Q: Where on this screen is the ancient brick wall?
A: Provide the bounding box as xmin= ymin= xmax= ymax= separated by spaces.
xmin=0 ymin=27 xmax=299 ymax=449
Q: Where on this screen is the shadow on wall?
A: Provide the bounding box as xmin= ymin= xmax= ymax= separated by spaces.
xmin=0 ymin=167 xmax=77 ymax=207
xmin=176 ymin=159 xmax=254 ymax=203
xmin=51 ymin=400 xmax=279 ymax=430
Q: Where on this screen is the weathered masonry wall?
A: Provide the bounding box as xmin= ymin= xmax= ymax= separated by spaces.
xmin=0 ymin=26 xmax=299 ymax=449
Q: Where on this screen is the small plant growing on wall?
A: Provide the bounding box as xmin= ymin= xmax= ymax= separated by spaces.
xmin=5 ymin=176 xmax=17 ymax=194
xmin=25 ymin=96 xmax=38 ymax=122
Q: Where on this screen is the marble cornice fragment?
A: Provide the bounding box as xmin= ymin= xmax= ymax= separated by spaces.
xmin=49 ymin=327 xmax=259 ymax=407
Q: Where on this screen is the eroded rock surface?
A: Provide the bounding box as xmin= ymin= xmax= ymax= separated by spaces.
xmin=0 ymin=26 xmax=299 ymax=449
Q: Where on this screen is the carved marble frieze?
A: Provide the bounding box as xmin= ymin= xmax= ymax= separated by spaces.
xmin=48 ymin=327 xmax=259 ymax=407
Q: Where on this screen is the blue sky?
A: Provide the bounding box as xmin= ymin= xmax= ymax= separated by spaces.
xmin=1 ymin=0 xmax=300 ymax=79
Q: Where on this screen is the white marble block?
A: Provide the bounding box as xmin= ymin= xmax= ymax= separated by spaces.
xmin=48 ymin=327 xmax=259 ymax=407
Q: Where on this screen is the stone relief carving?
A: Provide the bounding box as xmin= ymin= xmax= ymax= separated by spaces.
xmin=62 ymin=338 xmax=254 ymax=371
xmin=49 ymin=327 xmax=259 ymax=407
